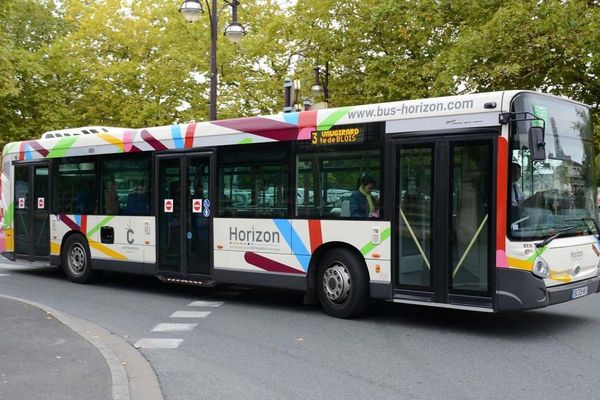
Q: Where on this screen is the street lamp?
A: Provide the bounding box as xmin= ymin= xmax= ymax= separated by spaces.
xmin=311 ymin=62 xmax=329 ymax=107
xmin=179 ymin=0 xmax=246 ymax=121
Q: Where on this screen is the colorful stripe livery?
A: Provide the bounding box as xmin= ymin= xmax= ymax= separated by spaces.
xmin=213 ymin=219 xmax=392 ymax=282
xmin=1 ymin=108 xmax=355 ymax=162
xmin=50 ymin=215 xmax=156 ymax=263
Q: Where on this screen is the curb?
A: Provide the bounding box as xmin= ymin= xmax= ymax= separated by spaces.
xmin=0 ymin=294 xmax=163 ymax=400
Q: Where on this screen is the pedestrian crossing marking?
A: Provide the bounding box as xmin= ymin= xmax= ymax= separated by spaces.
xmin=151 ymin=323 xmax=198 ymax=332
xmin=170 ymin=311 xmax=211 ymax=318
xmin=134 ymin=338 xmax=183 ymax=349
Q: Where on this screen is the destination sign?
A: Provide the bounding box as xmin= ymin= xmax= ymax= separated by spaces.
xmin=312 ymin=127 xmax=363 ymax=145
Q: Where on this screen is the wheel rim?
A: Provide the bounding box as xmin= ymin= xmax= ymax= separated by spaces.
xmin=68 ymin=244 xmax=87 ymax=276
xmin=322 ymin=262 xmax=351 ymax=303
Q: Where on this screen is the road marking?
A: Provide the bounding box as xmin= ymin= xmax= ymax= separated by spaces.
xmin=170 ymin=311 xmax=211 ymax=318
xmin=187 ymin=301 xmax=224 ymax=307
xmin=151 ymin=323 xmax=198 ymax=332
xmin=134 ymin=338 xmax=183 ymax=349
xmin=0 ymin=274 xmax=9 ymax=277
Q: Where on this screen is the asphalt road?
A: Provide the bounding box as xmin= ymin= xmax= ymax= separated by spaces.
xmin=1 ymin=260 xmax=599 ymax=400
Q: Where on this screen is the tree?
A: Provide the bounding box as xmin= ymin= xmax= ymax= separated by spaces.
xmin=1 ymin=0 xmax=599 ymax=153
xmin=0 ymin=0 xmax=71 ymax=146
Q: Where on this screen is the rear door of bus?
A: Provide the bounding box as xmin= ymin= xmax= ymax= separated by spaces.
xmin=13 ymin=162 xmax=50 ymax=261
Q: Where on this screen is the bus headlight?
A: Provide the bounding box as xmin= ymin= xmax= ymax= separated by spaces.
xmin=532 ymin=257 xmax=550 ymax=279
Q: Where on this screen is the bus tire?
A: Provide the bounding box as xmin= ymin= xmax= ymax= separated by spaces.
xmin=317 ymin=248 xmax=369 ymax=318
xmin=62 ymin=234 xmax=98 ymax=284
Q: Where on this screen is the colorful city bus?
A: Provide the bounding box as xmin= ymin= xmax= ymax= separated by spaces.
xmin=1 ymin=90 xmax=598 ymax=318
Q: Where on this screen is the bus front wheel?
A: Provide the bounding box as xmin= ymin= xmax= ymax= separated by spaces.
xmin=317 ymin=248 xmax=369 ymax=318
xmin=62 ymin=234 xmax=99 ymax=284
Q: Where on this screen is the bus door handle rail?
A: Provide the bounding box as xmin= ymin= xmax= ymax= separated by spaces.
xmin=399 ymin=208 xmax=430 ymax=270
xmin=452 ymin=214 xmax=488 ymax=278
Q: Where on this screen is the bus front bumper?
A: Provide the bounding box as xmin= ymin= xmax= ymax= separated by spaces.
xmin=497 ymin=268 xmax=600 ymax=311
xmin=547 ymin=276 xmax=600 ymax=306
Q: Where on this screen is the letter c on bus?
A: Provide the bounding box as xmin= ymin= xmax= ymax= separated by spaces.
xmin=127 ymin=228 xmax=134 ymax=244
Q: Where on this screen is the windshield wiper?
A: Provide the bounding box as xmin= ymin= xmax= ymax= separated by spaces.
xmin=535 ymin=225 xmax=578 ymax=248
xmin=565 ymin=217 xmax=600 ymax=236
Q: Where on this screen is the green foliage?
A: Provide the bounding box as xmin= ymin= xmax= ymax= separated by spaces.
xmin=0 ymin=0 xmax=599 ymax=155
xmin=0 ymin=0 xmax=71 ymax=146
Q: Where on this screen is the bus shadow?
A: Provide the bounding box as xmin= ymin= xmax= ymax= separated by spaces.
xmin=12 ymin=266 xmax=219 ymax=299
xmin=10 ymin=266 xmax=597 ymax=338
xmin=200 ymin=284 xmax=596 ymax=339
xmin=368 ymin=300 xmax=596 ymax=339
xmin=9 ymin=265 xmax=64 ymax=280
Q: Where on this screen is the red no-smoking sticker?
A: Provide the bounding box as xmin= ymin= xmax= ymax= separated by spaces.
xmin=37 ymin=197 xmax=45 ymax=209
xmin=164 ymin=199 xmax=174 ymax=213
xmin=192 ymin=199 xmax=202 ymax=213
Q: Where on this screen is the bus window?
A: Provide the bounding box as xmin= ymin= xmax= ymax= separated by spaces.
xmin=218 ymin=145 xmax=289 ymax=218
xmin=100 ymin=155 xmax=151 ymax=216
xmin=54 ymin=158 xmax=97 ymax=214
xmin=295 ymin=150 xmax=381 ymax=219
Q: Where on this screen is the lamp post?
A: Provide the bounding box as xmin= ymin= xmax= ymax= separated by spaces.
xmin=310 ymin=61 xmax=329 ymax=108
xmin=179 ymin=0 xmax=246 ymax=121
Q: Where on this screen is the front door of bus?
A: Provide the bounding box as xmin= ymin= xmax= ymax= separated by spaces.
xmin=393 ymin=136 xmax=495 ymax=307
xmin=13 ymin=163 xmax=50 ymax=261
xmin=157 ymin=153 xmax=213 ymax=276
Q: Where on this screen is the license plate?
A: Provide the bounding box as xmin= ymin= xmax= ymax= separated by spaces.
xmin=571 ymin=286 xmax=589 ymax=299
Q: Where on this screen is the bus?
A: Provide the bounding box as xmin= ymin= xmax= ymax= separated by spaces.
xmin=1 ymin=90 xmax=598 ymax=318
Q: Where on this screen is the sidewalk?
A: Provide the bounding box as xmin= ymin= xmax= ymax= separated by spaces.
xmin=0 ymin=295 xmax=163 ymax=400
xmin=0 ymin=297 xmax=110 ymax=400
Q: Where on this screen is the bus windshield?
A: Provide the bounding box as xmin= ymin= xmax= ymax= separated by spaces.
xmin=509 ymin=93 xmax=597 ymax=240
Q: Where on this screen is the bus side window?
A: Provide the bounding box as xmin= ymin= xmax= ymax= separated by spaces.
xmin=54 ymin=158 xmax=96 ymax=215
xmin=218 ymin=144 xmax=290 ymax=219
xmin=295 ymin=150 xmax=381 ymax=219
xmin=100 ymin=155 xmax=151 ymax=216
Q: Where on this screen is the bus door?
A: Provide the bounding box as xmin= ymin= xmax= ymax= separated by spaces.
xmin=391 ymin=135 xmax=496 ymax=308
xmin=156 ymin=152 xmax=214 ymax=277
xmin=13 ymin=162 xmax=50 ymax=261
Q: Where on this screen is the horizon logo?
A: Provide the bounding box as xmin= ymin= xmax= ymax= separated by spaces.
xmin=229 ymin=226 xmax=280 ymax=244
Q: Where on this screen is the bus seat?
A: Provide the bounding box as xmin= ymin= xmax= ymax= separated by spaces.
xmin=126 ymin=192 xmax=149 ymax=215
xmin=340 ymin=200 xmax=351 ymax=217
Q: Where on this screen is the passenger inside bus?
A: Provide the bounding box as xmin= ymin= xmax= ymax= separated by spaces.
xmin=104 ymin=175 xmax=120 ymax=215
xmin=73 ymin=181 xmax=95 ymax=214
xmin=349 ymin=175 xmax=379 ymax=218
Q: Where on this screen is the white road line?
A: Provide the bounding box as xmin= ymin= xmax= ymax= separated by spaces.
xmin=0 ymin=274 xmax=9 ymax=277
xmin=187 ymin=301 xmax=224 ymax=307
xmin=151 ymin=323 xmax=198 ymax=332
xmin=170 ymin=311 xmax=211 ymax=318
xmin=134 ymin=338 xmax=183 ymax=349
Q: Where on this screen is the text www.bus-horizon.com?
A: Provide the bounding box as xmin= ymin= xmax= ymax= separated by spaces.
xmin=347 ymin=99 xmax=475 ymax=119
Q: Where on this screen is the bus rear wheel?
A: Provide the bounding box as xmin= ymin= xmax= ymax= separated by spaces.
xmin=62 ymin=234 xmax=99 ymax=284
xmin=317 ymin=248 xmax=369 ymax=318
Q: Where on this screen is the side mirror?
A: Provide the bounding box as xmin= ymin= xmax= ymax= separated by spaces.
xmin=528 ymin=126 xmax=546 ymax=161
